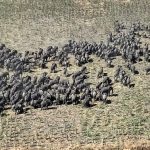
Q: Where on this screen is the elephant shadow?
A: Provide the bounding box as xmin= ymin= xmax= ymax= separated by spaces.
xmin=134 ymin=70 xmax=139 ymax=75
xmin=106 ymin=100 xmax=111 ymax=104
xmin=129 ymin=83 xmax=135 ymax=88
xmin=111 ymin=93 xmax=118 ymax=97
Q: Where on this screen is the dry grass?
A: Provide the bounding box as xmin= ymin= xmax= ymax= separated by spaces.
xmin=0 ymin=0 xmax=150 ymax=149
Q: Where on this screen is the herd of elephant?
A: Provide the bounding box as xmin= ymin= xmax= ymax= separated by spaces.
xmin=0 ymin=21 xmax=150 ymax=114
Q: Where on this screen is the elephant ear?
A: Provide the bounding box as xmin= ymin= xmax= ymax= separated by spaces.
xmin=18 ymin=104 xmax=22 ymax=108
xmin=22 ymin=91 xmax=26 ymax=97
xmin=12 ymin=105 xmax=15 ymax=110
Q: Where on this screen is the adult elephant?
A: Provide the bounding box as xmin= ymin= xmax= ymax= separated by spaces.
xmin=100 ymin=86 xmax=113 ymax=96
xmin=40 ymin=99 xmax=53 ymax=110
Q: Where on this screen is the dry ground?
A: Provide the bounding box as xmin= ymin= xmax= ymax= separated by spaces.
xmin=0 ymin=0 xmax=150 ymax=149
